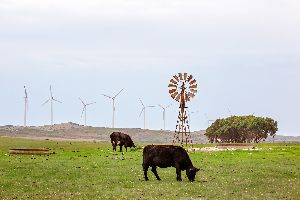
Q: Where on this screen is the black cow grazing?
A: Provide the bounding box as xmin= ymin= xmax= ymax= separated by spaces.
xmin=110 ymin=132 xmax=135 ymax=152
xmin=143 ymin=145 xmax=199 ymax=182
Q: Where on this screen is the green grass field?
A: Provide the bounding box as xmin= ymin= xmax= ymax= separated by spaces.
xmin=0 ymin=137 xmax=299 ymax=199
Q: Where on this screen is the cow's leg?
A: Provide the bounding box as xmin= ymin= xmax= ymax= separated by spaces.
xmin=143 ymin=163 xmax=149 ymax=181
xmin=112 ymin=141 xmax=117 ymax=151
xmin=175 ymin=165 xmax=182 ymax=181
xmin=119 ymin=142 xmax=124 ymax=152
xmin=151 ymin=166 xmax=161 ymax=181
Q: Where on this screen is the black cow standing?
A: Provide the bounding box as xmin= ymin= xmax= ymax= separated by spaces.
xmin=143 ymin=145 xmax=199 ymax=181
xmin=110 ymin=132 xmax=135 ymax=152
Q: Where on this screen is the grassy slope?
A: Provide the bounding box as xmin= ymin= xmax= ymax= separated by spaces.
xmin=0 ymin=138 xmax=299 ymax=200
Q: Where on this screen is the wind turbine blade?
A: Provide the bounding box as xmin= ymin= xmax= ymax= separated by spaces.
xmin=86 ymin=102 xmax=96 ymax=106
xmin=166 ymin=104 xmax=172 ymax=109
xmin=50 ymin=85 xmax=53 ymax=97
xmin=158 ymin=104 xmax=164 ymax=109
xmin=24 ymin=86 xmax=28 ymax=98
xmin=147 ymin=105 xmax=155 ymax=108
xmin=42 ymin=99 xmax=50 ymax=106
xmin=139 ymin=99 xmax=145 ymax=107
xmin=114 ymin=88 xmax=124 ymax=98
xmin=81 ymin=107 xmax=85 ymax=117
xmin=53 ymin=98 xmax=62 ymax=103
xmin=78 ymin=97 xmax=85 ymax=105
xmin=139 ymin=108 xmax=145 ymax=118
xmin=101 ymin=94 xmax=112 ymax=99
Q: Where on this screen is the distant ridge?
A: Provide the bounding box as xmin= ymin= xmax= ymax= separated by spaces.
xmin=0 ymin=122 xmax=299 ymax=143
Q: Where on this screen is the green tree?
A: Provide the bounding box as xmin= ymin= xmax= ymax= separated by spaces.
xmin=205 ymin=116 xmax=278 ymax=143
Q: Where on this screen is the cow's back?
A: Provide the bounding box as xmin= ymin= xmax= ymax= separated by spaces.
xmin=143 ymin=145 xmax=189 ymax=168
xmin=124 ymin=134 xmax=134 ymax=147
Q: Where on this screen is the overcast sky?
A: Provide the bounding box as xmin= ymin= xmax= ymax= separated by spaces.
xmin=0 ymin=0 xmax=299 ymax=136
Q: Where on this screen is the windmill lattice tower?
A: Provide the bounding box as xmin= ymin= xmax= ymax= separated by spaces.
xmin=168 ymin=73 xmax=198 ymax=146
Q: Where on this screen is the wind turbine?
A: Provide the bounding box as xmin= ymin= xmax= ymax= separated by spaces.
xmin=23 ymin=86 xmax=28 ymax=127
xmin=79 ymin=97 xmax=96 ymax=126
xmin=101 ymin=88 xmax=124 ymax=128
xmin=42 ymin=85 xmax=62 ymax=125
xmin=187 ymin=110 xmax=199 ymax=125
xmin=208 ymin=119 xmax=215 ymax=127
xmin=205 ymin=113 xmax=216 ymax=127
xmin=227 ymin=107 xmax=233 ymax=116
xmin=158 ymin=104 xmax=172 ymax=130
xmin=139 ymin=99 xmax=155 ymax=129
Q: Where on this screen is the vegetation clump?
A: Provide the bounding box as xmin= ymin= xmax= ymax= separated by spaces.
xmin=205 ymin=116 xmax=278 ymax=143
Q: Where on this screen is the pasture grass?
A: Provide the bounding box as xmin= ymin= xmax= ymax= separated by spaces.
xmin=0 ymin=137 xmax=299 ymax=199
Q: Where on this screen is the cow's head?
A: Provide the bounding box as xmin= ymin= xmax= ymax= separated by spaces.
xmin=186 ymin=167 xmax=200 ymax=182
xmin=130 ymin=141 xmax=136 ymax=149
xmin=125 ymin=139 xmax=136 ymax=149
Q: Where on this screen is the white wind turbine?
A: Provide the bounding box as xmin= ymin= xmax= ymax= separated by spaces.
xmin=139 ymin=99 xmax=155 ymax=129
xmin=187 ymin=110 xmax=199 ymax=125
xmin=42 ymin=85 xmax=62 ymax=125
xmin=204 ymin=113 xmax=215 ymax=127
xmin=23 ymin=86 xmax=29 ymax=127
xmin=101 ymin=88 xmax=124 ymax=128
xmin=158 ymin=104 xmax=172 ymax=131
xmin=79 ymin=97 xmax=96 ymax=126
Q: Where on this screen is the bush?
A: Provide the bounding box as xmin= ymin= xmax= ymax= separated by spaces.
xmin=205 ymin=116 xmax=278 ymax=143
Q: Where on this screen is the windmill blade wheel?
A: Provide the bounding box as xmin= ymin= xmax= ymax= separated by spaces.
xmin=168 ymin=73 xmax=198 ymax=102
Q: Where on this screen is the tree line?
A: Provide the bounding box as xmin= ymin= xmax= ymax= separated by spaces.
xmin=205 ymin=115 xmax=278 ymax=143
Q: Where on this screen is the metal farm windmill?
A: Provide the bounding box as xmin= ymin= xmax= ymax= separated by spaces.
xmin=168 ymin=73 xmax=198 ymax=145
xmin=139 ymin=99 xmax=155 ymax=129
xmin=42 ymin=85 xmax=62 ymax=125
xmin=79 ymin=97 xmax=96 ymax=126
xmin=23 ymin=86 xmax=29 ymax=127
xmin=158 ymin=104 xmax=172 ymax=131
xmin=101 ymin=88 xmax=124 ymax=128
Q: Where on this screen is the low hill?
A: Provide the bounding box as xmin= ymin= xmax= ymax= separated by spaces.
xmin=0 ymin=122 xmax=299 ymax=143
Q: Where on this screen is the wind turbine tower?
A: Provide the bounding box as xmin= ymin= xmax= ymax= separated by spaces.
xmin=42 ymin=85 xmax=62 ymax=125
xmin=187 ymin=110 xmax=199 ymax=125
xmin=158 ymin=104 xmax=172 ymax=130
xmin=101 ymin=88 xmax=124 ymax=128
xmin=79 ymin=97 xmax=96 ymax=126
xmin=23 ymin=86 xmax=28 ymax=127
xmin=139 ymin=99 xmax=155 ymax=129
